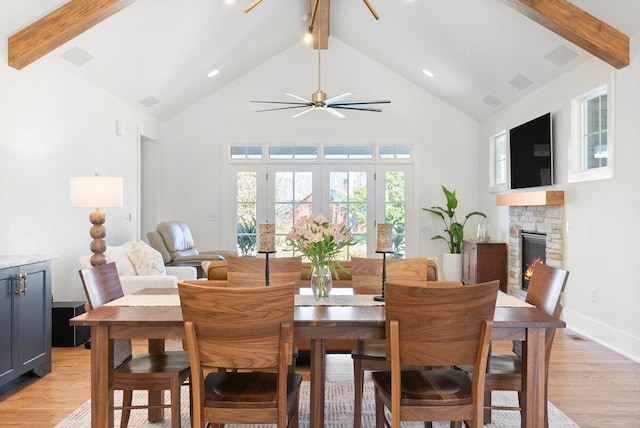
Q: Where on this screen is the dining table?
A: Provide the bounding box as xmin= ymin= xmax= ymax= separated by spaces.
xmin=70 ymin=287 xmax=565 ymax=428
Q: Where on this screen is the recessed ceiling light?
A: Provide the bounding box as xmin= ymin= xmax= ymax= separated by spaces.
xmin=207 ymin=69 xmax=220 ymax=78
xmin=422 ymin=69 xmax=434 ymax=78
xmin=224 ymin=0 xmax=234 ymax=5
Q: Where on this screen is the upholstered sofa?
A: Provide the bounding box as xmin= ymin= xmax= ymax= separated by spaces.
xmin=79 ymin=241 xmax=197 ymax=295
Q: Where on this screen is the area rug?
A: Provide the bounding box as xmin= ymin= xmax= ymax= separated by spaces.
xmin=55 ymin=380 xmax=579 ymax=427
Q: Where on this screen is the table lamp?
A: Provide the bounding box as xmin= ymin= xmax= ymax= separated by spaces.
xmin=70 ymin=175 xmax=123 ymax=266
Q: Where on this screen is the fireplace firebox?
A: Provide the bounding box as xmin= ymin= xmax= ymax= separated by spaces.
xmin=521 ymin=232 xmax=546 ymax=290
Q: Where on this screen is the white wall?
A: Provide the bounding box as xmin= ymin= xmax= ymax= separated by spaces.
xmin=478 ymin=35 xmax=640 ymax=362
xmin=158 ymin=38 xmax=482 ymax=266
xmin=0 ymin=60 xmax=159 ymax=301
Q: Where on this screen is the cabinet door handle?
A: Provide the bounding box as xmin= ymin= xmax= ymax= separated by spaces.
xmin=14 ymin=274 xmax=27 ymax=296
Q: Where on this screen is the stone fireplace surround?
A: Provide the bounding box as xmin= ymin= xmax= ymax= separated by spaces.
xmin=497 ymin=191 xmax=565 ymax=296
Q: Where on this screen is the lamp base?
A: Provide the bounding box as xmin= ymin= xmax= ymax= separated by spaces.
xmin=89 ymin=210 xmax=107 ymax=267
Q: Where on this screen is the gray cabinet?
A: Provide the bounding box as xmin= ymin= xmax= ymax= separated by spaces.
xmin=0 ymin=260 xmax=52 ymax=388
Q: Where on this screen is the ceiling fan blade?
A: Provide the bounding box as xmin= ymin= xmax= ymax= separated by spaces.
xmin=292 ymin=107 xmax=315 ymax=118
xmin=362 ymin=0 xmax=380 ymax=20
xmin=244 ymin=0 xmax=262 ymax=13
xmin=255 ymin=105 xmax=311 ymax=113
xmin=324 ymin=92 xmax=353 ymax=104
xmin=251 ymin=100 xmax=311 ymax=106
xmin=331 ymin=106 xmax=383 ymax=112
xmin=329 ymin=100 xmax=391 ymax=106
xmin=325 ymin=107 xmax=346 ymax=119
xmin=286 ymin=93 xmax=313 ymax=103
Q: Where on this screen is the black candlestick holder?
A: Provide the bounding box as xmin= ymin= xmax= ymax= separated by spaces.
xmin=258 ymin=250 xmax=277 ymax=286
xmin=374 ymin=250 xmax=393 ymax=301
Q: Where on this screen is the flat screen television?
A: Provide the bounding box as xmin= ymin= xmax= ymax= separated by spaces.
xmin=509 ymin=112 xmax=553 ymax=190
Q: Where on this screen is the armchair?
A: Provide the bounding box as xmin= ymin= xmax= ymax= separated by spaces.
xmin=147 ymin=221 xmax=236 ymax=277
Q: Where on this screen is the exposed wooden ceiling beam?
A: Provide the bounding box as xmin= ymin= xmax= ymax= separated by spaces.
xmin=500 ymin=0 xmax=629 ymax=69
xmin=8 ymin=0 xmax=138 ymax=70
xmin=310 ymin=0 xmax=330 ymax=50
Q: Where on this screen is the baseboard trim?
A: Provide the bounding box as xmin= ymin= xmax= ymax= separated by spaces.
xmin=564 ymin=308 xmax=640 ymax=363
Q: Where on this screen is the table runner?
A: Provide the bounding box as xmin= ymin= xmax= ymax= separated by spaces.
xmin=104 ymin=291 xmax=533 ymax=308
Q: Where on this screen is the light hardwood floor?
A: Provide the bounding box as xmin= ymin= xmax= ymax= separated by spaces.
xmin=0 ymin=328 xmax=638 ymax=427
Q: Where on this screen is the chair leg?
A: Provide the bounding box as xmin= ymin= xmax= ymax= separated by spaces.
xmin=120 ymin=390 xmax=133 ymax=428
xmin=171 ymin=382 xmax=181 ymax=428
xmin=483 ymin=389 xmax=492 ymax=422
xmin=353 ymin=359 xmax=364 ymax=428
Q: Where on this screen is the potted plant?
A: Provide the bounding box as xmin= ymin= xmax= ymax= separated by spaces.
xmin=423 ymin=185 xmax=486 ymax=280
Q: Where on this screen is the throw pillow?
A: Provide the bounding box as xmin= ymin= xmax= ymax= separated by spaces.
xmin=128 ymin=241 xmax=166 ymax=276
xmin=105 ymin=242 xmax=137 ymax=276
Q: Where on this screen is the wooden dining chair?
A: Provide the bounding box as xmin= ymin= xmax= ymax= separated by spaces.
xmin=371 ymin=281 xmax=498 ymax=428
xmin=226 ymin=256 xmax=302 ymax=289
xmin=459 ymin=262 xmax=569 ymax=426
xmin=177 ymin=282 xmax=302 ymax=428
xmin=79 ymin=262 xmax=191 ymax=428
xmin=350 ymin=256 xmax=442 ymax=428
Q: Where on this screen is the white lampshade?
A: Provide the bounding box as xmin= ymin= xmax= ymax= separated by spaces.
xmin=69 ymin=176 xmax=123 ymax=208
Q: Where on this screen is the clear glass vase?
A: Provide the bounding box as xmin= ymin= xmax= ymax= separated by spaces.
xmin=311 ymin=263 xmax=332 ymax=300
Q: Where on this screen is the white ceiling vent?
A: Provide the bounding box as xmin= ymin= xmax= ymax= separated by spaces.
xmin=60 ymin=46 xmax=93 ymax=67
xmin=139 ymin=96 xmax=160 ymax=108
xmin=482 ymin=95 xmax=502 ymax=108
xmin=545 ymin=45 xmax=579 ymax=66
xmin=509 ymin=74 xmax=533 ymax=91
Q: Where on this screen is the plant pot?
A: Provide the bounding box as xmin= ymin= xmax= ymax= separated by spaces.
xmin=442 ymin=253 xmax=463 ymax=281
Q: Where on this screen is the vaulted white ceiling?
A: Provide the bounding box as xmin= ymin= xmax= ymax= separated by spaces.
xmin=2 ymin=0 xmax=639 ymax=121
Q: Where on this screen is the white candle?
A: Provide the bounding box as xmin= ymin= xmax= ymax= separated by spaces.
xmin=376 ymin=223 xmax=393 ymax=252
xmin=259 ymin=223 xmax=276 ymax=252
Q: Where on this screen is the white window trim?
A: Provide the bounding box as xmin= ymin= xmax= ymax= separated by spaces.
xmin=568 ymin=75 xmax=615 ymax=183
xmin=488 ymin=130 xmax=508 ymax=193
xmin=224 ymin=141 xmax=416 ymax=256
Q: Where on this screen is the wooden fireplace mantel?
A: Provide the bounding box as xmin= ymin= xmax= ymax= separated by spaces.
xmin=496 ymin=190 xmax=565 ymax=206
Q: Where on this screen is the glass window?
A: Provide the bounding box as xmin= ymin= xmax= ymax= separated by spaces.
xmin=494 ymin=132 xmax=507 ymax=186
xmin=582 ymin=93 xmax=607 ymax=169
xmin=569 ymin=82 xmax=614 ymax=183
xmin=228 ymin=144 xmax=414 ymax=258
xmin=274 ymin=171 xmax=314 ymax=254
xmin=384 ymin=171 xmax=406 ymax=257
xmin=231 ymin=146 xmax=263 ymax=159
xmin=379 ymin=145 xmax=411 ymax=159
xmin=236 ymin=171 xmax=257 ymax=256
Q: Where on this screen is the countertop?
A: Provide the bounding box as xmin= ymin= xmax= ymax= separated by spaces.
xmin=0 ymin=255 xmax=58 ymax=269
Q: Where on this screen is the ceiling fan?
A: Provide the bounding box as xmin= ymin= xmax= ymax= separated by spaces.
xmin=250 ymin=47 xmax=391 ymax=119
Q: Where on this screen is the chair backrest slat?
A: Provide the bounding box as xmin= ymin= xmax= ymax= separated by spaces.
xmin=385 ymin=280 xmax=499 ymax=367
xmin=227 ymin=256 xmax=302 ymax=288
xmin=525 ymin=262 xmax=570 ymax=316
xmin=79 ymin=262 xmax=124 ymax=310
xmin=178 ymin=282 xmax=295 ymax=369
xmin=351 ymin=257 xmax=432 ymax=294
